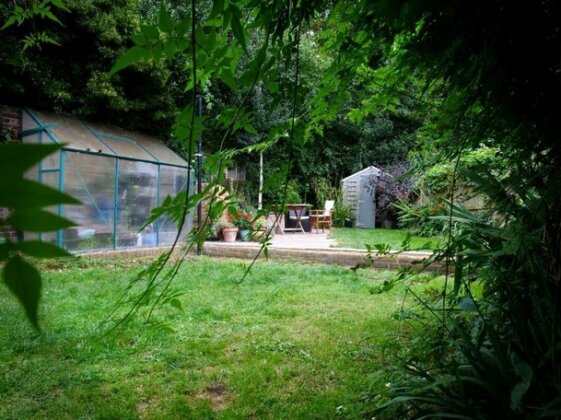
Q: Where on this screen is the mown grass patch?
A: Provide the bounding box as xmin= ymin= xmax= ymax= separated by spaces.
xmin=0 ymin=256 xmax=411 ymax=419
xmin=331 ymin=228 xmax=441 ymax=251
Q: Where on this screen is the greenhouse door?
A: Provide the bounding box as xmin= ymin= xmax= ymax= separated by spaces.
xmin=116 ymin=160 xmax=158 ymax=247
xmin=356 ymin=175 xmax=375 ymax=228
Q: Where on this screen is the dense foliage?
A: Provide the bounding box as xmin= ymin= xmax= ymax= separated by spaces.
xmin=0 ymin=0 xmax=185 ymax=136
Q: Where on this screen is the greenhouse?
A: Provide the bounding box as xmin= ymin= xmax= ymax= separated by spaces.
xmin=21 ymin=108 xmax=192 ymax=251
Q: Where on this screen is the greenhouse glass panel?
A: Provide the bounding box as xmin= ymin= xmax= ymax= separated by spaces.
xmin=63 ymin=153 xmax=115 ymax=251
xmin=22 ymin=133 xmax=40 ymax=181
xmin=117 ymin=160 xmax=158 ymax=247
xmin=40 ymin=171 xmax=60 ymax=245
xmin=32 ymin=110 xmax=112 ymax=154
xmin=158 ymin=166 xmax=190 ymax=245
xmin=22 ymin=133 xmax=39 ymax=144
xmin=131 ymin=132 xmax=187 ymax=166
xmin=99 ymin=136 xmax=154 ymax=162
xmin=41 ymin=148 xmax=60 ymax=170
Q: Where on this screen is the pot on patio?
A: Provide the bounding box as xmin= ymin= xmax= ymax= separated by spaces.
xmin=222 ymin=227 xmax=239 ymax=242
xmin=239 ymin=229 xmax=251 ymax=242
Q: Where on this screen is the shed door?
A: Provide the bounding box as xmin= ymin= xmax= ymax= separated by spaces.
xmin=356 ymin=175 xmax=375 ymax=228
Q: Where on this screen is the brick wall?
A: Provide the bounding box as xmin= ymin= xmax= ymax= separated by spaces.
xmin=1 ymin=105 xmax=21 ymax=143
xmin=1 ymin=105 xmax=21 ymax=242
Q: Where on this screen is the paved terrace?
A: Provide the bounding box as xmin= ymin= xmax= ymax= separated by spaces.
xmin=81 ymin=231 xmax=441 ymax=272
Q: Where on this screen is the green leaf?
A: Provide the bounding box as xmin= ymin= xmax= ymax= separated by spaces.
xmin=16 ymin=241 xmax=72 ymax=258
xmin=158 ymin=5 xmax=173 ymax=33
xmin=176 ymin=16 xmax=191 ymax=35
xmin=8 ymin=209 xmax=75 ymax=232
xmin=0 ymin=179 xmax=80 ymax=209
xmin=140 ymin=24 xmax=159 ymax=40
xmin=163 ymin=39 xmax=176 ymax=57
xmin=220 ymin=68 xmax=237 ymax=91
xmin=0 ymin=144 xmax=61 ymax=175
xmin=169 ymin=298 xmax=183 ymax=311
xmin=131 ymin=33 xmax=146 ymax=46
xmin=1 ymin=16 xmax=18 ymax=30
xmin=3 ymin=255 xmax=42 ymax=329
xmin=44 ymin=9 xmax=63 ymax=26
xmin=0 ymin=243 xmax=8 ymax=261
xmin=50 ymin=0 xmax=70 ymax=12
xmin=209 ymin=0 xmax=224 ymax=18
xmin=110 ymin=46 xmax=147 ymax=75
xmin=229 ymin=6 xmax=246 ymax=52
xmin=206 ymin=29 xmax=217 ymax=51
xmin=511 ymin=362 xmax=533 ymax=410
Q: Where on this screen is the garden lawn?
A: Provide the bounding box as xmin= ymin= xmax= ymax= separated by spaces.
xmin=0 ymin=256 xmax=406 ymax=419
xmin=331 ymin=228 xmax=441 ymax=251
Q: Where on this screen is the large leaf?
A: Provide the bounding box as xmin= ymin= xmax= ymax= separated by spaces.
xmin=0 ymin=179 xmax=80 ymax=208
xmin=50 ymin=0 xmax=70 ymax=12
xmin=110 ymin=46 xmax=147 ymax=75
xmin=158 ymin=4 xmax=173 ymax=33
xmin=229 ymin=5 xmax=247 ymax=52
xmin=16 ymin=241 xmax=72 ymax=258
xmin=0 ymin=144 xmax=61 ymax=175
xmin=176 ymin=16 xmax=191 ymax=35
xmin=511 ymin=362 xmax=533 ymax=410
xmin=3 ymin=255 xmax=42 ymax=329
xmin=0 ymin=243 xmax=8 ymax=261
xmin=8 ymin=209 xmax=76 ymax=232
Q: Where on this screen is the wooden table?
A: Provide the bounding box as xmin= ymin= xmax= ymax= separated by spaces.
xmin=283 ymin=203 xmax=312 ymax=233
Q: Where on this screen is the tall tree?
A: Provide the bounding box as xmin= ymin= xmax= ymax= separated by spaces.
xmin=0 ymin=0 xmax=182 ymax=136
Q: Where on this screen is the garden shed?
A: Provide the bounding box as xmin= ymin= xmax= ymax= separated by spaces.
xmin=21 ymin=108 xmax=192 ymax=251
xmin=341 ymin=166 xmax=382 ymax=228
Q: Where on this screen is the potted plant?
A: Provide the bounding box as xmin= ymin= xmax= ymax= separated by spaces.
xmin=233 ymin=211 xmax=253 ymax=242
xmin=217 ymin=218 xmax=238 ymax=242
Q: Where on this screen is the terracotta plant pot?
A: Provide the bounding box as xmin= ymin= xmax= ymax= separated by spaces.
xmin=222 ymin=227 xmax=239 ymax=242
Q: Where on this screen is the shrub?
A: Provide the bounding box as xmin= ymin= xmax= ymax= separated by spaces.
xmin=394 ymin=199 xmax=448 ymax=236
xmin=374 ymin=160 xmax=414 ymax=224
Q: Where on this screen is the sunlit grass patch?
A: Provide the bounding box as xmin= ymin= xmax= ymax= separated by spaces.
xmin=331 ymin=228 xmax=441 ymax=251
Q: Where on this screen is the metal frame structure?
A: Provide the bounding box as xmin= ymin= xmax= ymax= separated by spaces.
xmin=21 ymin=108 xmax=193 ymax=251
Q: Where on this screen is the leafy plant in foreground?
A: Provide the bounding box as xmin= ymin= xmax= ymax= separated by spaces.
xmin=0 ymin=144 xmax=78 ymax=328
xmin=370 ymin=174 xmax=561 ymax=418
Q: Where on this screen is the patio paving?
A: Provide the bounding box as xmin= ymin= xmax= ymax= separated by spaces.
xmin=199 ymin=231 xmax=440 ymax=271
xmin=82 ymin=231 xmax=441 ymax=272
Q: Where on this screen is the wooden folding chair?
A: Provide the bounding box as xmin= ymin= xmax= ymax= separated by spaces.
xmin=310 ymin=200 xmax=334 ymax=233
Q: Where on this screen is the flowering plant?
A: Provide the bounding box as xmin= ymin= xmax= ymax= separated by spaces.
xmin=215 ymin=217 xmax=236 ymax=230
xmin=231 ymin=211 xmax=253 ymax=230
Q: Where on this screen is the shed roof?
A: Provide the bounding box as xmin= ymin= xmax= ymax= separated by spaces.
xmin=22 ymin=108 xmax=187 ymax=168
xmin=341 ymin=165 xmax=382 ymax=182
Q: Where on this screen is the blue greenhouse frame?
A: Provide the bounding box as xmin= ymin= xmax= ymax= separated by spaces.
xmin=21 ymin=108 xmax=193 ymax=251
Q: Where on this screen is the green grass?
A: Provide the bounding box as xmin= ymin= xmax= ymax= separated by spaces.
xmin=331 ymin=228 xmax=442 ymax=251
xmin=0 ymin=256 xmax=409 ymax=419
